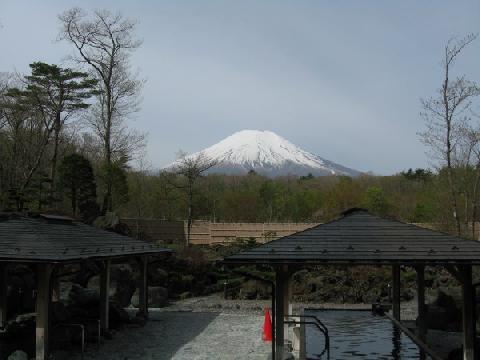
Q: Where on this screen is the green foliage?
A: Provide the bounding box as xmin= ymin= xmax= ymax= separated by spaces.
xmin=118 ymin=169 xmax=457 ymax=229
xmin=400 ymin=168 xmax=433 ymax=182
xmin=362 ymin=186 xmax=391 ymax=216
xmin=58 ymin=153 xmax=98 ymax=222
xmin=100 ymin=162 xmax=130 ymax=210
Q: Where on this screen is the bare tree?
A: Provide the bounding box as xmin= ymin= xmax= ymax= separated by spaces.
xmin=0 ymin=73 xmax=9 ymax=130
xmin=420 ymin=33 xmax=480 ymax=236
xmin=59 ymin=8 xmax=144 ymax=213
xmin=172 ymin=152 xmax=218 ymax=246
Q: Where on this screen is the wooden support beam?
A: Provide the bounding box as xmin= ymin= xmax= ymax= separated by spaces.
xmin=100 ymin=260 xmax=111 ymax=332
xmin=0 ymin=264 xmax=7 ymax=328
xmin=283 ymin=269 xmax=292 ymax=340
xmin=274 ymin=265 xmax=289 ymax=360
xmin=36 ymin=264 xmax=52 ymax=360
xmin=138 ymin=256 xmax=149 ymax=319
xmin=392 ymin=265 xmax=401 ymax=321
xmin=460 ymin=265 xmax=475 ymax=360
xmin=416 ymin=265 xmax=427 ymax=342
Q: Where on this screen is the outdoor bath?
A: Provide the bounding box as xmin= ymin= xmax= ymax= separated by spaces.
xmin=305 ymin=309 xmax=429 ymax=360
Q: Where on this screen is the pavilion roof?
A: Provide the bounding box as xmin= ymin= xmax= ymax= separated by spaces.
xmin=0 ymin=214 xmax=172 ymax=263
xmin=223 ymin=209 xmax=480 ymax=265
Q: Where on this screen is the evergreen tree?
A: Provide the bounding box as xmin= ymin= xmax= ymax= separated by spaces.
xmin=3 ymin=62 xmax=97 ymax=204
xmin=58 ymin=153 xmax=99 ymax=222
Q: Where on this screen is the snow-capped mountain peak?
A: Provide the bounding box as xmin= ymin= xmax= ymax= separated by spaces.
xmin=166 ymin=130 xmax=360 ymax=177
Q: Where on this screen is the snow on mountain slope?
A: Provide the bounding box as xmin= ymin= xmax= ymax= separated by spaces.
xmin=166 ymin=130 xmax=361 ymax=177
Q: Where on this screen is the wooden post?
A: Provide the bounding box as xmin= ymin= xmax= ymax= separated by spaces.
xmin=392 ymin=265 xmax=401 ymax=321
xmin=100 ymin=260 xmax=111 ymax=332
xmin=138 ymin=256 xmax=149 ymax=319
xmin=299 ymin=308 xmax=306 ymax=360
xmin=275 ymin=266 xmax=289 ymax=359
xmin=416 ymin=265 xmax=427 ymax=342
xmin=283 ymin=269 xmax=292 ymax=343
xmin=271 ymin=283 xmax=276 ymax=360
xmin=460 ymin=265 xmax=475 ymax=360
xmin=0 ymin=264 xmax=7 ymax=328
xmin=36 ymin=264 xmax=52 ymax=360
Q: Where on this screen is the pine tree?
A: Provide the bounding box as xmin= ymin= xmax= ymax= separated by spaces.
xmin=5 ymin=62 xmax=97 ymax=204
xmin=58 ymin=153 xmax=99 ymax=222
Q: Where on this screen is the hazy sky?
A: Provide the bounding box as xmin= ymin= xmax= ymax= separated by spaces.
xmin=1 ymin=1 xmax=479 ymax=174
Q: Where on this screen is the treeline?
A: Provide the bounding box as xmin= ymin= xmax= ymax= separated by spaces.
xmin=120 ymin=168 xmax=448 ymax=225
xmin=0 ymin=8 xmax=143 ymax=221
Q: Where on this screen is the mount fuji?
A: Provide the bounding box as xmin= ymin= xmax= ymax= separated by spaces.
xmin=166 ymin=130 xmax=361 ymax=177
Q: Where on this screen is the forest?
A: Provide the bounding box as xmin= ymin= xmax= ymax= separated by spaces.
xmin=0 ymin=8 xmax=479 ymax=241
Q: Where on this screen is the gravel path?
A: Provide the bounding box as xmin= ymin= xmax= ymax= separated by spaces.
xmin=66 ymin=308 xmax=270 ymax=360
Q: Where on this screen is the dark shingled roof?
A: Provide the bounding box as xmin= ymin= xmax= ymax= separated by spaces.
xmin=0 ymin=214 xmax=172 ymax=263
xmin=223 ymin=209 xmax=480 ymax=265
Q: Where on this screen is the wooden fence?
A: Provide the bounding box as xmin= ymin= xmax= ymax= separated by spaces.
xmin=120 ymin=218 xmax=318 ymax=245
xmin=121 ymin=219 xmax=480 ymax=246
xmin=190 ymin=221 xmax=318 ymax=245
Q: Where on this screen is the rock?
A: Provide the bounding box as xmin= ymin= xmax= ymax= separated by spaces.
xmin=94 ymin=212 xmax=131 ymax=235
xmin=401 ymin=288 xmax=414 ymax=301
xmin=7 ymin=350 xmax=28 ymax=360
xmin=425 ymin=305 xmax=449 ymax=330
xmin=109 ymin=301 xmax=130 ymax=324
xmin=93 ymin=212 xmax=120 ymax=230
xmin=425 ymin=304 xmax=461 ymax=331
xmin=149 ymin=286 xmax=168 ymax=308
xmin=69 ymin=284 xmax=99 ymax=307
xmin=149 ymin=267 xmax=168 ymax=287
xmin=180 ymin=292 xmax=191 ymax=300
xmin=111 ymin=266 xmax=136 ymax=307
xmin=238 ymin=280 xmax=270 ymax=300
xmin=52 ymin=301 xmax=70 ymax=323
xmin=447 ymin=347 xmax=462 ymax=360
xmin=435 ymin=290 xmax=458 ymax=309
xmin=425 ymin=290 xmax=462 ymax=331
xmin=51 ymin=326 xmax=75 ymax=350
xmin=6 ymin=313 xmax=35 ymax=339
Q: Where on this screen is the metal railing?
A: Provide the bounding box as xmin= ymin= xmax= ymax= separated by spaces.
xmin=54 ymin=319 xmax=101 ymax=359
xmin=284 ymin=314 xmax=330 ymax=359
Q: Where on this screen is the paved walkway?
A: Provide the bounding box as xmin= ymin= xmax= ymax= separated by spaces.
xmin=67 ymin=311 xmax=271 ymax=360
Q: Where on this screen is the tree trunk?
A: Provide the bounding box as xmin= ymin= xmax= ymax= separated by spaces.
xmin=49 ymin=113 xmax=61 ymax=207
xmin=443 ymin=59 xmax=462 ymax=236
xmin=102 ymin=84 xmax=113 ymax=214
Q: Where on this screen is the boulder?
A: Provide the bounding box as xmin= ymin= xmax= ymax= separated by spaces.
xmin=68 ymin=284 xmax=99 ymax=307
xmin=425 ymin=305 xmax=451 ymax=330
xmin=425 ymin=290 xmax=462 ymax=331
xmin=149 ymin=267 xmax=168 ymax=287
xmin=238 ymin=280 xmax=270 ymax=300
xmin=435 ymin=290 xmax=458 ymax=309
xmin=52 ymin=301 xmax=70 ymax=323
xmin=109 ymin=301 xmax=130 ymax=324
xmin=111 ymin=266 xmax=136 ymax=307
xmin=7 ymin=351 xmax=28 ymax=360
xmin=149 ymin=287 xmax=168 ymax=308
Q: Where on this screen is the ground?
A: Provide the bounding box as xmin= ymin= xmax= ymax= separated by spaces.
xmin=67 ymin=312 xmax=270 ymax=360
xmin=60 ymin=294 xmax=461 ymax=360
xmin=65 ymin=295 xmax=272 ymax=360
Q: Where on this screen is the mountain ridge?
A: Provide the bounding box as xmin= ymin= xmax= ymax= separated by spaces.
xmin=165 ymin=130 xmax=361 ymax=177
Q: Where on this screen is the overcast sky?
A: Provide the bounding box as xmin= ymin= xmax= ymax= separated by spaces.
xmin=1 ymin=1 xmax=479 ymax=175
